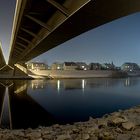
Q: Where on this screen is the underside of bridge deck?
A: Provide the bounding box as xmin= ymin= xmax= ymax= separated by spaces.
xmin=8 ymin=0 xmax=140 ymax=65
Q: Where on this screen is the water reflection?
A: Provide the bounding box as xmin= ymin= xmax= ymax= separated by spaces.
xmin=28 ymin=78 xmax=140 ymax=124
xmin=0 ymin=81 xmax=13 ymax=129
xmin=57 ymin=80 xmax=60 ymax=93
xmin=63 ymin=79 xmax=84 ymax=90
xmin=14 ymin=83 xmax=27 ymax=94
xmin=31 ymin=80 xmax=46 ymax=89
xmin=124 ymin=78 xmax=139 ymax=87
xmin=0 ymin=80 xmax=55 ymax=129
xmin=0 ymin=78 xmax=140 ymax=129
xmin=125 ymin=78 xmax=130 ymax=87
xmin=1 ymin=87 xmax=12 ymax=129
xmin=82 ymin=79 xmax=85 ymax=90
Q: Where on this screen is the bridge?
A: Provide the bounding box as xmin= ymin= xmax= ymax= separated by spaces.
xmin=7 ymin=0 xmax=140 ymax=66
xmin=0 ymin=42 xmax=6 ymax=68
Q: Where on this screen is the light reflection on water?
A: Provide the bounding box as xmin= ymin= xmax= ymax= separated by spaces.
xmin=57 ymin=80 xmax=60 ymax=93
xmin=0 ymin=77 xmax=140 ymax=129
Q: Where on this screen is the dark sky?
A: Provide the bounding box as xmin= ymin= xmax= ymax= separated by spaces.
xmin=1 ymin=0 xmax=140 ymax=66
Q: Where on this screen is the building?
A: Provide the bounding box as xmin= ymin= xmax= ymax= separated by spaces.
xmin=63 ymin=62 xmax=78 ymax=70
xmin=101 ymin=62 xmax=115 ymax=70
xmin=121 ymin=62 xmax=140 ymax=72
xmin=26 ymin=62 xmax=47 ymax=71
xmin=89 ymin=63 xmax=102 ymax=70
xmin=76 ymin=62 xmax=89 ymax=70
xmin=51 ymin=62 xmax=63 ymax=70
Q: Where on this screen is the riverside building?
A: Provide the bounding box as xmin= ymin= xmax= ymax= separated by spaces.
xmin=121 ymin=62 xmax=140 ymax=72
xmin=27 ymin=62 xmax=48 ymax=71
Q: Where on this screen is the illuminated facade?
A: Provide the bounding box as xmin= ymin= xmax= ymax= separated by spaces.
xmin=27 ymin=62 xmax=47 ymax=71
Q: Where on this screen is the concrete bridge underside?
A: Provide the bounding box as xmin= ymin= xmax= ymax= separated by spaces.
xmin=8 ymin=0 xmax=140 ymax=65
xmin=0 ymin=43 xmax=6 ymax=68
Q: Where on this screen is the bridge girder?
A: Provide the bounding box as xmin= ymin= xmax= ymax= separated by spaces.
xmin=8 ymin=0 xmax=140 ymax=65
xmin=0 ymin=42 xmax=6 ymax=68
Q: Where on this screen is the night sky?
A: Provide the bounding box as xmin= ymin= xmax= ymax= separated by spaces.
xmin=1 ymin=0 xmax=140 ymax=66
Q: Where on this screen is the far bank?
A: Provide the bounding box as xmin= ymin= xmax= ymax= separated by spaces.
xmin=29 ymin=69 xmax=128 ymax=79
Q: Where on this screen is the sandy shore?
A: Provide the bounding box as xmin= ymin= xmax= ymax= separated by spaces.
xmin=0 ymin=106 xmax=140 ymax=140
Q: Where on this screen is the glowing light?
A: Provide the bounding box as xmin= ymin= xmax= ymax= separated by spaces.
xmin=57 ymin=80 xmax=60 ymax=92
xmin=84 ymin=68 xmax=87 ymax=70
xmin=57 ymin=66 xmax=60 ymax=70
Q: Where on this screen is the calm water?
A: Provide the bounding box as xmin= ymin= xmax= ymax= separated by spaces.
xmin=0 ymin=77 xmax=140 ymax=129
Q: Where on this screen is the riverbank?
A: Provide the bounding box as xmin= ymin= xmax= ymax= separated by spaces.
xmin=1 ymin=106 xmax=140 ymax=140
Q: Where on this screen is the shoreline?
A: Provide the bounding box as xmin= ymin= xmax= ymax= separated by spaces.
xmin=29 ymin=69 xmax=128 ymax=79
xmin=0 ymin=106 xmax=140 ymax=139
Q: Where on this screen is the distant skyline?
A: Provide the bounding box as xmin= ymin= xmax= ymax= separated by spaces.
xmin=0 ymin=0 xmax=140 ymax=66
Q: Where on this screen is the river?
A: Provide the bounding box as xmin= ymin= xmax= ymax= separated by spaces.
xmin=0 ymin=77 xmax=140 ymax=129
